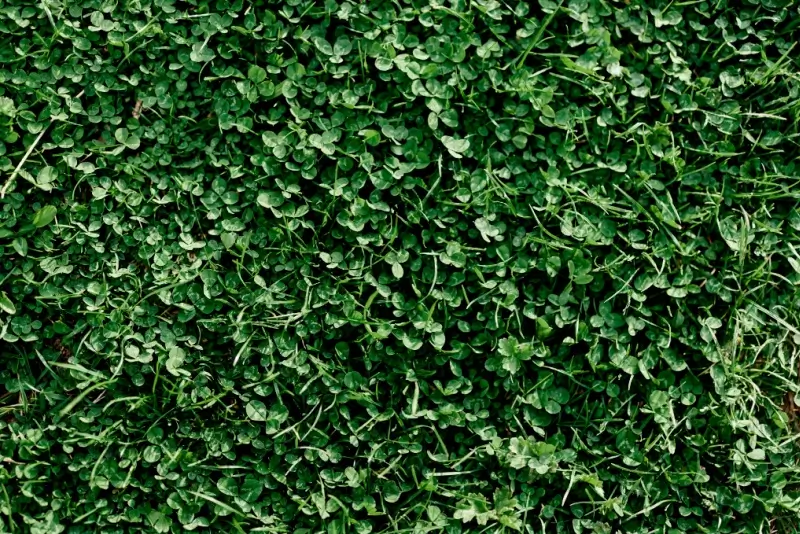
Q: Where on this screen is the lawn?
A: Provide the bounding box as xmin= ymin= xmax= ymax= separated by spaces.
xmin=2 ymin=1 xmax=800 ymax=533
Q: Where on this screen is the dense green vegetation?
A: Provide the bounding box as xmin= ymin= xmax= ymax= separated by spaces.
xmin=2 ymin=0 xmax=800 ymax=532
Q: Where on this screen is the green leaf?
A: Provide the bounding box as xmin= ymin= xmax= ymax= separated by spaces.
xmin=143 ymin=445 xmax=162 ymax=463
xmin=190 ymin=42 xmax=216 ymax=62
xmin=217 ymin=476 xmax=238 ymax=497
xmin=240 ymin=476 xmax=264 ymax=502
xmin=257 ymin=191 xmax=285 ymax=209
xmin=382 ymin=480 xmax=402 ymax=503
xmin=441 ymin=135 xmax=470 ymax=156
xmin=287 ymin=63 xmax=306 ymax=81
xmin=0 ymin=292 xmax=16 ymax=314
xmin=536 ymin=317 xmax=553 ymax=339
xmin=166 ymin=347 xmax=187 ymax=377
xmin=403 ymin=333 xmax=423 ymax=351
xmin=248 ymin=65 xmax=267 ymax=84
xmin=32 ymin=205 xmax=57 ymax=228
xmin=147 ymin=510 xmax=172 ymax=534
xmin=314 ymin=36 xmax=333 ymax=55
xmin=391 ymin=263 xmax=404 ymax=278
xmin=114 ymin=128 xmax=140 ymax=150
xmin=360 ymin=129 xmax=381 ymax=146
xmin=648 ymin=390 xmax=672 ymax=425
xmin=0 ymin=96 xmax=16 ymax=117
xmin=36 ymin=166 xmax=58 ymax=188
xmin=12 ymin=237 xmax=27 ymax=257
xmin=333 ymin=36 xmax=352 ymax=56
xmin=221 ymin=232 xmax=237 ymax=249
xmin=454 ymin=494 xmax=493 ymax=525
xmin=246 ymin=400 xmax=268 ymax=421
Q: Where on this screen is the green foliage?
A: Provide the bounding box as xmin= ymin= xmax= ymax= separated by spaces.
xmin=1 ymin=0 xmax=800 ymax=533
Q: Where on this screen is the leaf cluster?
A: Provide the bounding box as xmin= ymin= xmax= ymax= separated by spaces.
xmin=2 ymin=0 xmax=800 ymax=533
